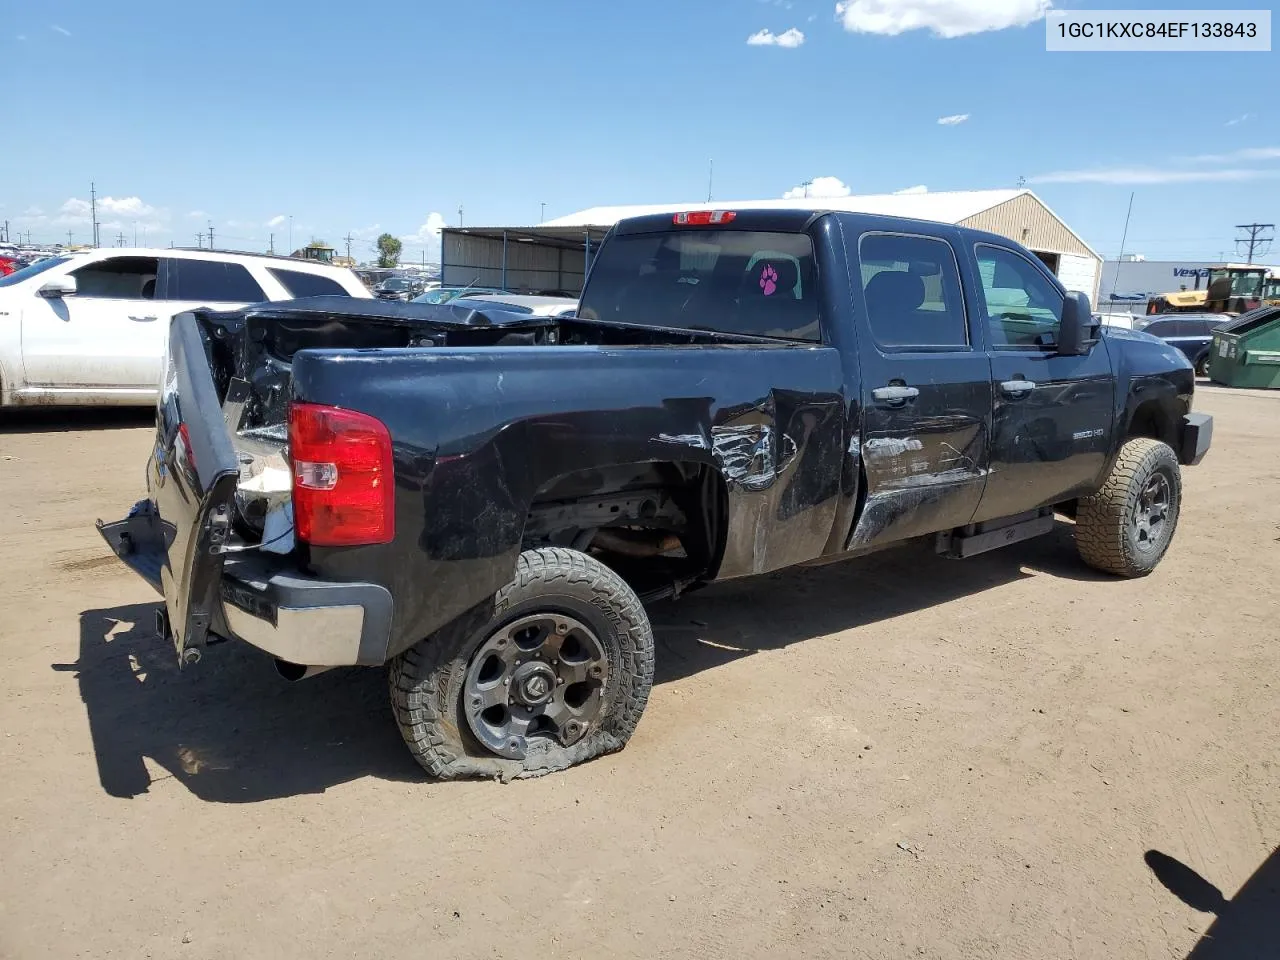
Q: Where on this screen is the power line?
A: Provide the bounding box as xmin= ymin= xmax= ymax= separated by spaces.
xmin=1234 ymin=222 xmax=1274 ymax=264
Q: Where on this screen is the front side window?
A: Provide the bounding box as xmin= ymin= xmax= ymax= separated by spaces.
xmin=976 ymin=244 xmax=1064 ymax=351
xmin=166 ymin=259 xmax=267 ymax=303
xmin=578 ymin=229 xmax=820 ymax=340
xmin=71 ymin=256 xmax=160 ymax=299
xmin=858 ymin=233 xmax=968 ymax=350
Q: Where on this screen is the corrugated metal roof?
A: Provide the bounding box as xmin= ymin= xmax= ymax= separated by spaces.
xmin=542 ymin=189 xmax=1027 ymax=229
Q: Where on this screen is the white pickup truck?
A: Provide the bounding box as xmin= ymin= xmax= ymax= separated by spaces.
xmin=0 ymin=247 xmax=370 ymax=406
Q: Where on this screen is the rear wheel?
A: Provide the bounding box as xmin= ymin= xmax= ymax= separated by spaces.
xmin=389 ymin=547 xmax=654 ymax=780
xmin=1075 ymin=437 xmax=1181 ymax=577
xmin=1194 ymin=351 xmax=1210 ymax=377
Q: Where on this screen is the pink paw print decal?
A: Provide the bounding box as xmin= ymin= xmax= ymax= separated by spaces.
xmin=759 ymin=263 xmax=779 ymax=296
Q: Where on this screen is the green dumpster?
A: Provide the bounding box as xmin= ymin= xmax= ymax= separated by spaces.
xmin=1206 ymin=306 xmax=1280 ymax=389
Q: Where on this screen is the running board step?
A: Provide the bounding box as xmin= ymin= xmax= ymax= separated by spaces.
xmin=935 ymin=508 xmax=1055 ymax=560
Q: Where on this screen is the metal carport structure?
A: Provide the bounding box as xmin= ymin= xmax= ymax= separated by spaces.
xmin=440 ymin=225 xmax=610 ymax=295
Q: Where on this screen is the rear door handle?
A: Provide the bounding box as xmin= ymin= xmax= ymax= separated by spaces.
xmin=129 ymin=315 xmax=158 ymax=322
xmin=1000 ymin=379 xmax=1036 ymax=398
xmin=871 ymin=385 xmax=920 ymax=404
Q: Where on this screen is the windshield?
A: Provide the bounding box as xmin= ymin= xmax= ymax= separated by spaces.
xmin=578 ymin=229 xmax=820 ymax=340
xmin=1210 ymin=269 xmax=1265 ymax=298
xmin=0 ymin=255 xmax=70 ymax=288
xmin=413 ymin=288 xmax=461 ymax=303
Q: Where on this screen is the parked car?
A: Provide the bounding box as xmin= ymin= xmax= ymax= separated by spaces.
xmin=373 ymin=277 xmax=426 ymax=301
xmin=411 ymin=285 xmax=507 ymax=305
xmin=0 ymin=247 xmax=370 ymax=406
xmin=457 ymin=293 xmax=578 ymax=317
xmin=99 ymin=208 xmax=1212 ymax=781
xmin=0 ymin=255 xmax=19 ymax=277
xmin=1136 ymin=313 xmax=1231 ymax=376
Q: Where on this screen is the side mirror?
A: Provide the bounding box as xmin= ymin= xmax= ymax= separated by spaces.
xmin=1057 ymin=291 xmax=1097 ymax=356
xmin=38 ymin=276 xmax=77 ymax=299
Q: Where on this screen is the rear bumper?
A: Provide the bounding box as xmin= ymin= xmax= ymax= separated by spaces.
xmin=1179 ymin=412 xmax=1213 ymax=466
xmin=98 ymin=504 xmax=393 ymax=667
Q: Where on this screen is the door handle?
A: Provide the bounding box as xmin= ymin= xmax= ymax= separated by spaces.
xmin=871 ymin=385 xmax=920 ymax=404
xmin=129 ymin=315 xmax=158 ymax=322
xmin=1000 ymin=379 xmax=1036 ymax=398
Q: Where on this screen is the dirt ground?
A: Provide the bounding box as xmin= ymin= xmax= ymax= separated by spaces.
xmin=1 ymin=387 xmax=1277 ymax=960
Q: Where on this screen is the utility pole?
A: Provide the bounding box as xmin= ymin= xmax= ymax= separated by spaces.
xmin=207 ymin=221 xmax=215 ymax=251
xmin=344 ymin=232 xmax=354 ymax=261
xmin=800 ymin=178 xmax=814 ymax=199
xmin=196 ymin=232 xmax=205 ymax=249
xmin=540 ymin=202 xmax=546 ymax=223
xmin=269 ymin=233 xmax=275 ymax=255
xmin=66 ymin=231 xmax=73 ymax=247
xmin=2 ymin=220 xmax=9 ymax=243
xmin=90 ymin=181 xmax=100 ymax=247
xmin=1234 ymin=222 xmax=1275 ymax=264
xmin=132 ymin=221 xmax=137 ymax=247
xmin=116 ymin=230 xmax=126 ymax=247
xmin=707 ymin=159 xmax=714 ymax=202
xmin=458 ymin=204 xmax=464 ymax=227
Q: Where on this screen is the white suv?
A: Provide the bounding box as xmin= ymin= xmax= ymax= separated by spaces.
xmin=0 ymin=247 xmax=370 ymax=406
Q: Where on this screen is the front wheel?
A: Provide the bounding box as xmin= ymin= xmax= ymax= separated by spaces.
xmin=1194 ymin=351 xmax=1211 ymax=377
xmin=1075 ymin=437 xmax=1182 ymax=577
xmin=389 ymin=547 xmax=654 ymax=780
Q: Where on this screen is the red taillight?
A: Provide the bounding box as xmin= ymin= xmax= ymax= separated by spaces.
xmin=673 ymin=210 xmax=737 ymax=226
xmin=289 ymin=402 xmax=394 ymax=547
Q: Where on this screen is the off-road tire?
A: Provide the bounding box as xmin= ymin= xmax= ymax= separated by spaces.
xmin=389 ymin=547 xmax=654 ymax=781
xmin=1075 ymin=437 xmax=1181 ymax=577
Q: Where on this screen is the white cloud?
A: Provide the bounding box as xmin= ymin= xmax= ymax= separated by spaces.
xmin=747 ymin=27 xmax=806 ymax=47
xmin=51 ymin=24 xmax=71 ymax=36
xmin=400 ymin=212 xmax=448 ymax=261
xmin=807 ymin=13 xmax=817 ymax=22
xmin=836 ymin=0 xmax=1049 ymax=38
xmin=1224 ymin=114 xmax=1252 ymax=127
xmin=783 ymin=176 xmax=852 ymax=199
xmin=186 ymin=209 xmax=206 ymax=219
xmin=55 ymin=195 xmax=168 ymax=231
xmin=937 ymin=113 xmax=970 ymax=126
xmin=266 ymin=214 xmax=287 ymax=228
xmin=22 ymin=206 xmax=44 ymax=217
xmin=1029 ymin=167 xmax=1280 ymax=186
xmin=894 ymin=185 xmax=929 ymax=194
xmin=1183 ymin=146 xmax=1280 ymax=164
xmin=17 ymin=34 xmax=28 ymax=41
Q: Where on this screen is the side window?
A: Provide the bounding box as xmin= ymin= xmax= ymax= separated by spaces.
xmin=975 ymin=244 xmax=1064 ymax=350
xmin=1143 ymin=319 xmax=1175 ymax=338
xmin=71 ymin=257 xmax=159 ymax=299
xmin=165 ymin=259 xmax=267 ymax=303
xmin=267 ymin=268 xmax=350 ymax=299
xmin=858 ymin=233 xmax=968 ymax=350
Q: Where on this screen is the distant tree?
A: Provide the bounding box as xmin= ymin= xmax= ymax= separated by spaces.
xmin=376 ymin=233 xmax=402 ymax=268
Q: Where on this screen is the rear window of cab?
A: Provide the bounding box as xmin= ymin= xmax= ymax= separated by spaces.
xmin=578 ymin=230 xmax=821 ymax=341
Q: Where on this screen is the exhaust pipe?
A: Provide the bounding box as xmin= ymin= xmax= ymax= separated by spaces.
xmin=273 ymin=658 xmax=336 ymax=682
xmin=590 ymin=529 xmax=683 ymax=558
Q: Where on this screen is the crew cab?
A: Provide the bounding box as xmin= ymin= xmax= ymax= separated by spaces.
xmin=98 ymin=209 xmax=1212 ymax=781
xmin=0 ymin=247 xmax=370 ymax=406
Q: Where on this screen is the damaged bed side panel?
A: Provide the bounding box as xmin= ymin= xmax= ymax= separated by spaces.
xmin=287 ymin=344 xmax=847 ymax=659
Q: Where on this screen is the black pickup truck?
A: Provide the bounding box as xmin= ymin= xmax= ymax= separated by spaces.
xmin=99 ymin=208 xmax=1212 ymax=780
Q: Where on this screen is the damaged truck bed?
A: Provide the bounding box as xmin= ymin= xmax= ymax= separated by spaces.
xmin=99 ymin=208 xmax=1213 ymax=780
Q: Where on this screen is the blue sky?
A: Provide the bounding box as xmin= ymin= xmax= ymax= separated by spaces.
xmin=3 ymin=0 xmax=1276 ymax=262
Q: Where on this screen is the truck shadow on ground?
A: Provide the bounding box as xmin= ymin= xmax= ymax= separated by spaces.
xmin=1145 ymin=847 xmax=1280 ymax=959
xmin=0 ymin=407 xmax=154 ymax=434
xmin=65 ymin=523 xmax=1108 ymax=802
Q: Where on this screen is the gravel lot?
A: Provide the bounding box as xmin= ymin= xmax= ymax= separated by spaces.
xmin=1 ymin=387 xmax=1277 ymax=959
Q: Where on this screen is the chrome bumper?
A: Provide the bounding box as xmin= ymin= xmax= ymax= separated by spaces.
xmin=218 ymin=563 xmax=394 ymax=667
